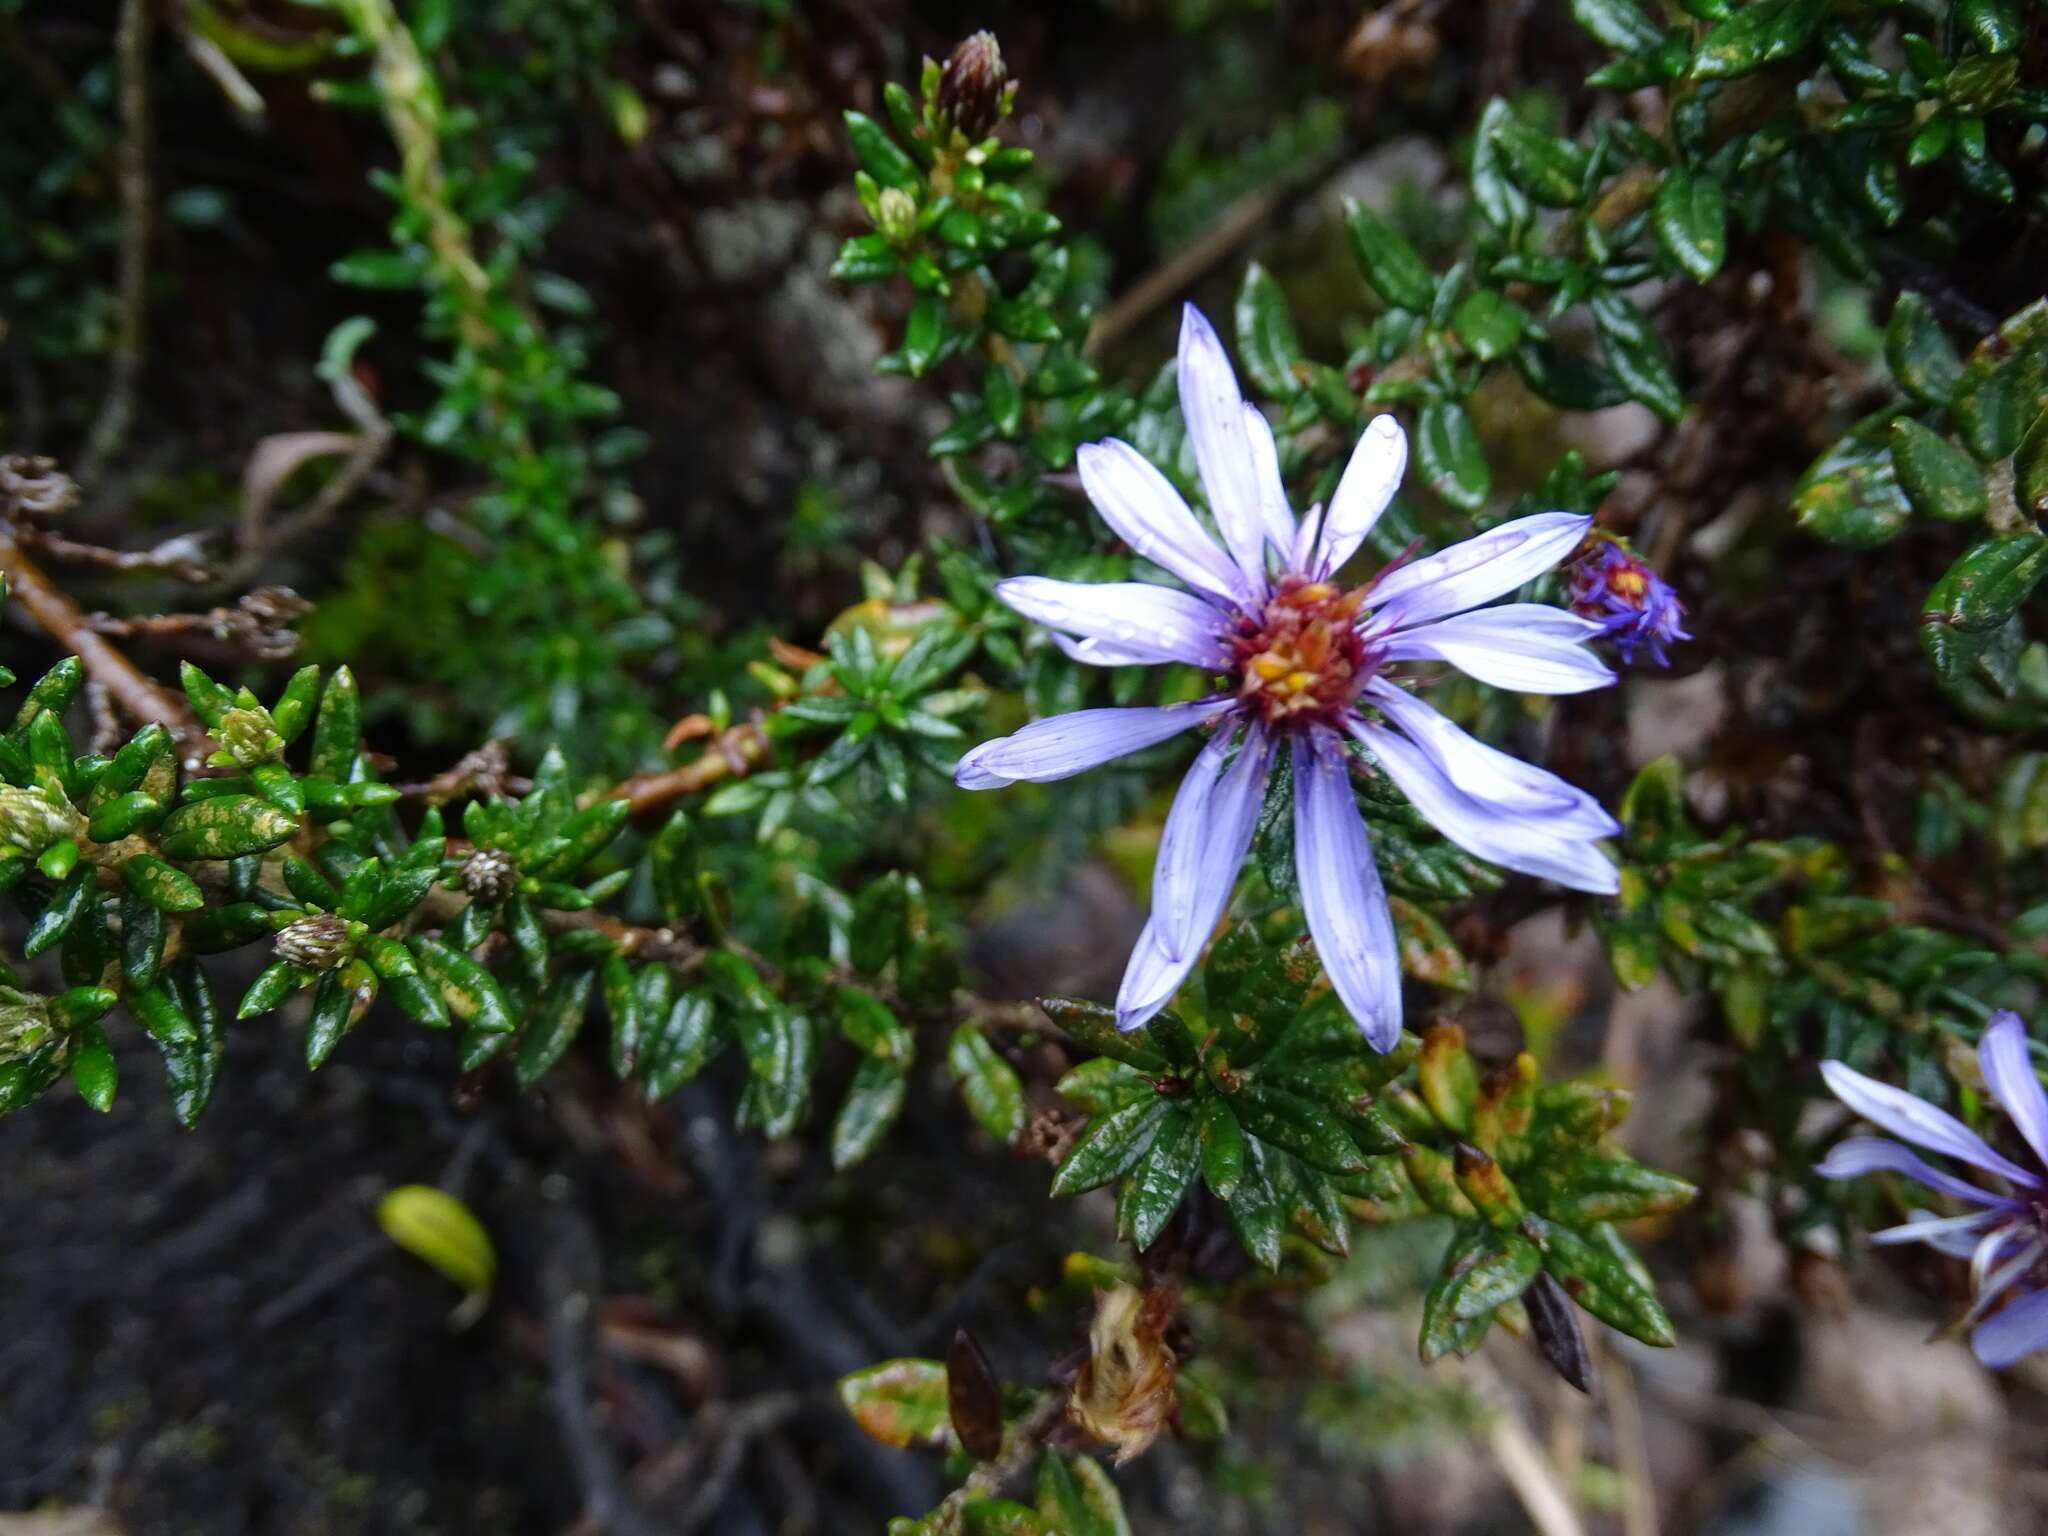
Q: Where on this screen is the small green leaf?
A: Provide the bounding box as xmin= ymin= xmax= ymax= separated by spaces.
xmin=515 ymin=970 xmax=594 ymax=1087
xmin=838 ymin=1358 xmax=950 ymax=1449
xmin=1591 ymin=290 xmax=1684 ymax=423
xmin=1486 ymin=112 xmax=1589 ymax=206
xmin=948 ymin=1024 xmax=1025 ymax=1145
xmin=1053 ymin=1098 xmax=1172 ymax=1197
xmin=843 ymin=110 xmax=919 ymax=191
xmin=1120 ymin=1103 xmax=1200 ymax=1249
xmin=1231 ymin=1082 xmax=1368 ymax=1174
xmin=1235 ymin=263 xmax=1305 ymax=397
xmin=377 ymin=1184 xmax=494 ymax=1318
xmin=156 ymin=797 xmax=298 ymax=860
xmin=1652 ymin=169 xmax=1727 ymax=282
xmin=2017 ymin=406 xmax=2048 ymax=519
xmin=1415 ymin=400 xmax=1491 ymax=512
xmin=1793 ymin=413 xmax=1913 ymax=548
xmin=1198 ymin=1097 xmax=1247 ymax=1200
xmin=1691 ymin=0 xmax=1827 ymax=79
xmin=962 ymin=1501 xmax=1056 ymax=1536
xmin=1570 ymin=0 xmax=1662 ymax=51
xmin=69 ymin=1020 xmax=117 ymax=1111
xmin=309 ymin=666 xmax=361 ymax=780
xmin=1037 ymin=1454 xmax=1133 ymax=1536
xmin=832 ymin=1057 xmax=908 ymax=1170
xmin=1342 ymin=197 xmax=1434 ymax=312
xmin=1530 ymin=1217 xmax=1675 ymax=1346
xmin=1890 ymin=418 xmax=1990 ymax=523
xmin=1420 ymin=1222 xmax=1540 ymax=1360
xmin=1885 ymin=292 xmax=1962 ymax=409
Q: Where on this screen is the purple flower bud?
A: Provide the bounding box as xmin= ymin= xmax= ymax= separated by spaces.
xmin=1565 ymin=536 xmax=1689 ymax=667
xmin=935 ymin=32 xmax=1009 ymax=143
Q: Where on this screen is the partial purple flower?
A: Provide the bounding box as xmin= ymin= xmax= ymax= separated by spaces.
xmin=1565 ymin=534 xmax=1689 ymax=667
xmin=954 ymin=305 xmax=1620 ymax=1050
xmin=1816 ymin=1010 xmax=2048 ymax=1368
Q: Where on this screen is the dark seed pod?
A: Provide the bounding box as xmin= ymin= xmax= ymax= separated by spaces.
xmin=945 ymin=1326 xmax=1004 ymax=1462
xmin=1525 ymin=1270 xmax=1597 ymax=1396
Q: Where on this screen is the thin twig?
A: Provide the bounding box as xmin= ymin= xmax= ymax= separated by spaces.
xmin=928 ymin=1392 xmax=1067 ymax=1532
xmin=0 ymin=528 xmax=206 ymax=749
xmin=1602 ymin=1340 xmax=1659 ymax=1536
xmin=79 ymin=0 xmax=153 ymax=484
xmin=1086 ymin=152 xmax=1344 ymax=357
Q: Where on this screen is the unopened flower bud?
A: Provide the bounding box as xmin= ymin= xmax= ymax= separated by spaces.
xmin=0 ymin=454 xmax=80 ymax=518
xmin=217 ymin=707 xmax=285 ymax=767
xmin=0 ymin=785 xmax=79 ymax=857
xmin=874 ymin=186 xmax=917 ymax=242
xmin=461 ymin=847 xmax=520 ymax=904
xmin=277 ymin=913 xmax=352 ymax=973
xmin=935 ymin=31 xmax=1009 ymax=143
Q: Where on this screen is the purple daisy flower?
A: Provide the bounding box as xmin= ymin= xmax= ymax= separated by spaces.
xmin=1817 ymin=1009 xmax=2048 ymax=1368
xmin=954 ymin=305 xmax=1620 ymax=1049
xmin=1565 ymin=535 xmax=1689 ymax=666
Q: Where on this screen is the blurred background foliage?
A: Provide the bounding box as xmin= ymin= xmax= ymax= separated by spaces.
xmin=2 ymin=0 xmax=2048 ymax=1531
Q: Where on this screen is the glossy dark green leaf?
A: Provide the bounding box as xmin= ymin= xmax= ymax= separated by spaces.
xmin=1691 ymin=0 xmax=1827 ymax=79
xmin=948 ymin=1024 xmax=1025 ymax=1145
xmin=412 ymin=937 xmax=517 ymax=1033
xmin=1415 ymin=400 xmax=1491 ymax=512
xmin=1119 ymin=1102 xmax=1199 ymax=1249
xmin=1224 ymin=1138 xmax=1288 ymax=1270
xmin=309 ymin=666 xmax=361 ymax=780
xmin=1486 ymin=112 xmax=1589 ymax=206
xmin=1926 ymin=535 xmax=2048 ymax=634
xmin=844 ymin=111 xmax=918 ymax=191
xmin=1890 ymin=418 xmax=1989 ymax=523
xmin=1419 ymin=1222 xmax=1540 ymax=1361
xmin=1591 ymin=290 xmax=1684 ymax=422
xmin=515 ymin=969 xmax=594 ymax=1087
xmin=1793 ymin=413 xmax=1912 ymax=548
xmin=831 ymin=1057 xmax=908 ymax=1170
xmin=1053 ymin=1097 xmax=1172 ymax=1197
xmin=1530 ymin=1216 xmax=1675 ymax=1346
xmin=86 ymin=790 xmax=163 ymax=843
xmin=2017 ymin=406 xmax=2048 ymax=519
xmin=1515 ymin=339 xmax=1629 ymax=411
xmin=1231 ymin=1082 xmax=1369 ymax=1173
xmin=1570 ymin=0 xmax=1663 ymax=50
xmin=1450 ymin=289 xmax=1526 ymax=363
xmin=1954 ymin=300 xmax=2048 ymax=462
xmin=157 ymin=797 xmax=297 ymax=860
xmin=639 ymin=992 xmax=721 ymax=1097
xmin=1235 ymin=263 xmax=1305 ymax=397
xmin=1038 ymin=995 xmax=1166 ymax=1068
xmin=850 ymin=872 xmax=911 ymax=976
xmin=69 ymin=1019 xmax=117 ymax=1111
xmin=1342 ymin=197 xmax=1434 ymax=312
xmin=1652 ymin=169 xmax=1727 ymax=282
xmin=1036 ymin=1454 xmax=1132 ymax=1536
xmin=24 ymin=865 xmax=92 ymax=958
xmin=1198 ymin=1096 xmax=1247 ymax=1200
xmin=119 ymin=888 xmax=164 ymax=991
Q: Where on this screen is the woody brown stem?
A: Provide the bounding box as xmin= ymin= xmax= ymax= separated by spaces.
xmin=0 ymin=529 xmax=206 ymax=748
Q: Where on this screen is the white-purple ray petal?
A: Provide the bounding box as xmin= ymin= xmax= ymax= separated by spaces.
xmin=1291 ymin=730 xmax=1402 ymax=1051
xmin=1922 ymin=1212 xmax=2012 ymax=1260
xmin=1813 ymin=1136 xmax=2015 ymax=1208
xmin=995 ymin=577 xmax=1231 ymax=670
xmin=1368 ymin=512 xmax=1592 ymax=629
xmin=1115 ymin=918 xmax=1188 ymax=1033
xmin=1314 ymin=414 xmax=1408 ymax=577
xmin=1980 ymin=1010 xmax=2048 ymax=1170
xmin=1076 ymin=439 xmax=1247 ymax=606
xmin=1051 ymin=632 xmax=1197 ymax=669
xmin=1871 ymin=1210 xmax=2003 ymax=1247
xmin=1177 ymin=306 xmax=1268 ymax=586
xmin=1971 ymin=1286 xmax=2048 ymax=1368
xmin=1153 ymin=726 xmax=1274 ymax=964
xmin=1819 ymin=1060 xmax=2041 ymax=1189
xmin=1239 ymin=403 xmax=1299 ymax=555
xmin=1364 ymin=681 xmax=1618 ymax=838
xmin=1356 ymin=722 xmax=1619 ymax=894
xmin=1381 ymin=605 xmax=1616 ymax=694
xmin=953 ymin=698 xmax=1232 ymax=789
